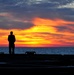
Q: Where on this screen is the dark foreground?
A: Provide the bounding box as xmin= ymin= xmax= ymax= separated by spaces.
xmin=0 ymin=52 xmax=74 ymax=74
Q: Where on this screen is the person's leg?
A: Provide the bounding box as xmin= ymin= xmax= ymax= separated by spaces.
xmin=12 ymin=44 xmax=15 ymax=54
xmin=12 ymin=47 xmax=14 ymax=54
xmin=9 ymin=46 xmax=11 ymax=54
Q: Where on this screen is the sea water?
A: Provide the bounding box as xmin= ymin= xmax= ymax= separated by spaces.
xmin=0 ymin=47 xmax=74 ymax=55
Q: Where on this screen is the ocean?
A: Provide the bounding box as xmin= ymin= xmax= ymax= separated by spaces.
xmin=0 ymin=47 xmax=74 ymax=55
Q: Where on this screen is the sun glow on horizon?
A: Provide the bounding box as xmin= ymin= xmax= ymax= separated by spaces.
xmin=0 ymin=17 xmax=74 ymax=47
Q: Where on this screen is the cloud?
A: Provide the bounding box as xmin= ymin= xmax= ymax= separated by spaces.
xmin=0 ymin=12 xmax=34 ymax=29
xmin=0 ymin=0 xmax=73 ymax=9
xmin=0 ymin=21 xmax=34 ymax=29
xmin=0 ymin=0 xmax=74 ymax=47
xmin=55 ymin=25 xmax=74 ymax=33
xmin=58 ymin=1 xmax=74 ymax=8
xmin=0 ymin=0 xmax=74 ymax=22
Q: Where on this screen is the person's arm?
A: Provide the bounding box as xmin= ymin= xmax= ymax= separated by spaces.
xmin=8 ymin=35 xmax=9 ymax=41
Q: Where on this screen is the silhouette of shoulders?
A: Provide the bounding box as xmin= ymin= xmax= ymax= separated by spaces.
xmin=8 ymin=31 xmax=16 ymax=42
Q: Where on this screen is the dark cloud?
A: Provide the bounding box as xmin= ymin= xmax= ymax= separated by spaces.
xmin=49 ymin=0 xmax=73 ymax=4
xmin=0 ymin=0 xmax=74 ymax=30
xmin=3 ymin=6 xmax=74 ymax=22
xmin=0 ymin=20 xmax=34 ymax=29
xmin=55 ymin=25 xmax=74 ymax=33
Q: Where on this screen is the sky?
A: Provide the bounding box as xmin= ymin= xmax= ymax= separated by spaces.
xmin=0 ymin=0 xmax=74 ymax=47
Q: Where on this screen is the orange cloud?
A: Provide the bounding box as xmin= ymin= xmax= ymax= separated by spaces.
xmin=0 ymin=17 xmax=74 ymax=47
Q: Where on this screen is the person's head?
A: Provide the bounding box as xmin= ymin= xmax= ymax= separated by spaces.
xmin=10 ymin=31 xmax=13 ymax=35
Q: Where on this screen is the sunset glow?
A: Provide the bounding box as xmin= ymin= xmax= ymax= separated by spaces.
xmin=0 ymin=17 xmax=74 ymax=47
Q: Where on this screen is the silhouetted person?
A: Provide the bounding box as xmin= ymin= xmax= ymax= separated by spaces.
xmin=8 ymin=31 xmax=16 ymax=54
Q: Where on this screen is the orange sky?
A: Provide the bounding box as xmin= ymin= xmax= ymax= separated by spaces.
xmin=0 ymin=17 xmax=74 ymax=47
